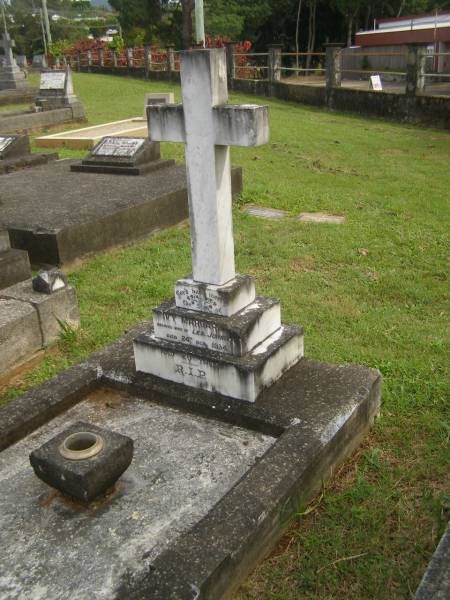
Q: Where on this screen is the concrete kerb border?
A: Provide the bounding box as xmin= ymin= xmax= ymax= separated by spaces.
xmin=0 ymin=321 xmax=381 ymax=598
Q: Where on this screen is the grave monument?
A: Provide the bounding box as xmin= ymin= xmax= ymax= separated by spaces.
xmin=134 ymin=49 xmax=303 ymax=401
xmin=0 ymin=30 xmax=27 ymax=91
xmin=0 ymin=49 xmax=381 ymax=599
xmin=70 ymin=135 xmax=174 ymax=176
xmin=34 ymin=67 xmax=84 ymax=118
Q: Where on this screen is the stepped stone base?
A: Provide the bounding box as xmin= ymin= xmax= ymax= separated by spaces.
xmin=134 ymin=274 xmax=304 ymax=402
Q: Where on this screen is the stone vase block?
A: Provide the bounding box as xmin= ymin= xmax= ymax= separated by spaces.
xmin=29 ymin=421 xmax=133 ymax=504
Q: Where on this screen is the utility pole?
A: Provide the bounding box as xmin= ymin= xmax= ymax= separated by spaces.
xmin=194 ymin=0 xmax=205 ymax=46
xmin=42 ymin=0 xmax=52 ymax=47
xmin=40 ymin=8 xmax=48 ymax=56
xmin=1 ymin=0 xmax=8 ymax=34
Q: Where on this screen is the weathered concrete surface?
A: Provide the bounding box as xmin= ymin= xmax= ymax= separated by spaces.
xmin=0 ymin=151 xmax=58 ymax=174
xmin=0 ymin=105 xmax=86 ymax=134
xmin=0 ymin=247 xmax=30 ymax=289
xmin=0 ymin=297 xmax=42 ymax=373
xmin=1 ymin=279 xmax=80 ymax=345
xmin=0 ymin=160 xmax=243 ymax=266
xmin=0 ymin=322 xmax=382 ymax=599
xmin=0 ymin=279 xmax=80 ymax=376
xmin=0 ymin=86 xmax=37 ymax=106
xmin=0 ymin=386 xmax=274 ymax=599
xmin=414 ymin=523 xmax=450 ymax=600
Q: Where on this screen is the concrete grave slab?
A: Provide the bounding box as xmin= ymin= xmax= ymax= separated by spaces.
xmin=298 ymin=212 xmax=345 ymax=224
xmin=35 ymin=118 xmax=148 ymax=150
xmin=0 ymin=322 xmax=381 ymax=599
xmin=243 ymin=205 xmax=287 ymax=220
xmin=35 ymin=91 xmax=175 ymax=150
xmin=1 ymin=279 xmax=80 ymax=346
xmin=414 ymin=523 xmax=450 ymax=600
xmin=0 ymin=160 xmax=243 ymax=266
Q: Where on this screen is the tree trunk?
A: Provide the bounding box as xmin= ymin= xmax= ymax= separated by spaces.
xmin=182 ymin=0 xmax=193 ymax=49
xmin=347 ymin=14 xmax=353 ymax=48
xmin=295 ymin=0 xmax=303 ymax=71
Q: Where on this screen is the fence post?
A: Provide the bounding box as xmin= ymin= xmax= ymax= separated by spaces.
xmin=112 ymin=50 xmax=118 ymax=69
xmin=87 ymin=49 xmax=92 ymax=72
xmin=167 ymin=46 xmax=175 ymax=74
xmin=224 ymin=42 xmax=237 ymax=87
xmin=98 ymin=48 xmax=104 ymax=68
xmin=406 ymin=44 xmax=427 ymax=96
xmin=76 ymin=50 xmax=81 ymax=71
xmin=325 ymin=43 xmax=343 ymax=90
xmin=126 ymin=47 xmax=134 ymax=69
xmin=268 ymin=45 xmax=282 ymax=82
xmin=144 ymin=45 xmax=151 ymax=77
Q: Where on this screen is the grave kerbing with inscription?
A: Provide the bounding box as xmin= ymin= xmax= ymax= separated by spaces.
xmin=70 ymin=135 xmax=175 ymax=176
xmin=133 ymin=49 xmax=304 ymax=402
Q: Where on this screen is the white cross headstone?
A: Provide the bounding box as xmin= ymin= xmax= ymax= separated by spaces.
xmin=148 ymin=49 xmax=269 ymax=287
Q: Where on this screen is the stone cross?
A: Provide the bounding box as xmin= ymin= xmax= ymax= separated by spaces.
xmin=0 ymin=32 xmax=15 ymax=67
xmin=148 ymin=49 xmax=269 ymax=286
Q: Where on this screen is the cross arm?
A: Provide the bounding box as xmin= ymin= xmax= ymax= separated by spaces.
xmin=147 ymin=104 xmax=185 ymax=143
xmin=213 ymin=105 xmax=269 ymax=147
xmin=148 ymin=103 xmax=269 ymax=148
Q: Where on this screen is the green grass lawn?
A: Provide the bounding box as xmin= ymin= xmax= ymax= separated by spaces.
xmin=2 ymin=72 xmax=449 ymax=599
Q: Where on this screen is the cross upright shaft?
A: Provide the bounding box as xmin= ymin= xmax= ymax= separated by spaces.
xmin=148 ymin=48 xmax=269 ymax=286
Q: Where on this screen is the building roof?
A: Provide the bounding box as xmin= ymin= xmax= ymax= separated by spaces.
xmin=355 ymin=12 xmax=450 ymax=46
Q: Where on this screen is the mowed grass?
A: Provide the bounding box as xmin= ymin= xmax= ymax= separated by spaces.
xmin=2 ymin=72 xmax=449 ymax=599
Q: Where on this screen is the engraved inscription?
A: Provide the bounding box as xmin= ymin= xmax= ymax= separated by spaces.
xmin=40 ymin=71 xmax=66 ymax=90
xmin=93 ymin=137 xmax=145 ymax=157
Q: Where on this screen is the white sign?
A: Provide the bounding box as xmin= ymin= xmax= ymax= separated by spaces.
xmin=370 ymin=75 xmax=383 ymax=91
xmin=93 ymin=137 xmax=145 ymax=157
xmin=40 ymin=71 xmax=67 ymax=90
xmin=0 ymin=136 xmax=14 ymax=154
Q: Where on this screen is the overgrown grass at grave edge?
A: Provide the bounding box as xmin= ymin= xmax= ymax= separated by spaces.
xmin=1 ymin=72 xmax=449 ymax=600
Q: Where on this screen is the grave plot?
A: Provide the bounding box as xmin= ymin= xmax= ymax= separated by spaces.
xmin=35 ymin=92 xmax=175 ymax=150
xmin=0 ymin=134 xmax=57 ymax=174
xmin=0 ymin=30 xmax=28 ymax=92
xmin=0 ymin=67 xmax=85 ymax=134
xmin=0 ymin=49 xmax=381 ymax=599
xmin=0 ymin=231 xmax=80 ymax=377
xmin=0 ymin=140 xmax=242 ymax=267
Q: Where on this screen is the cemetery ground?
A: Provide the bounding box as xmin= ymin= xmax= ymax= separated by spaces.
xmin=0 ymin=72 xmax=448 ymax=599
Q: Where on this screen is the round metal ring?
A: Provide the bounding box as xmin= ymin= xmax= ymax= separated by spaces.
xmin=59 ymin=431 xmax=104 ymax=461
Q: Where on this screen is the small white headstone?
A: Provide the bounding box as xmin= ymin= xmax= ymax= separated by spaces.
xmin=144 ymin=92 xmax=175 ymax=119
xmin=39 ymin=71 xmax=67 ymax=91
xmin=369 ymin=75 xmax=382 ymax=91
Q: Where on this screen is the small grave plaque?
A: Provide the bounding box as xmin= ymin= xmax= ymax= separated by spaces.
xmin=144 ymin=92 xmax=175 ymax=119
xmin=70 ymin=136 xmax=174 ymax=176
xmin=93 ymin=137 xmax=146 ymax=158
xmin=39 ymin=71 xmax=67 ymax=90
xmin=370 ymin=75 xmax=383 ymax=91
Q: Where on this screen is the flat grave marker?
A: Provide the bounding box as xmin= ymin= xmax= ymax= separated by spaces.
xmin=39 ymin=71 xmax=67 ymax=90
xmin=243 ymin=205 xmax=286 ymax=220
xmin=92 ymin=136 xmax=145 ymax=157
xmin=298 ymin=211 xmax=345 ymax=224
